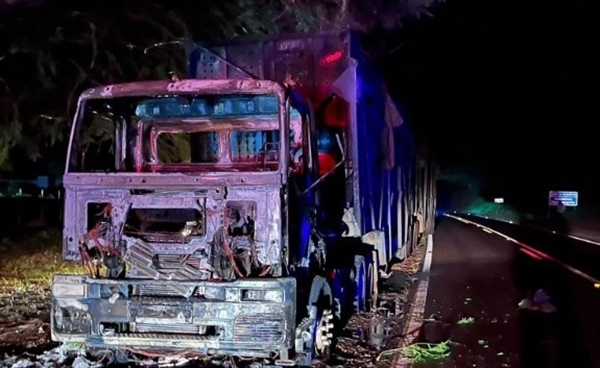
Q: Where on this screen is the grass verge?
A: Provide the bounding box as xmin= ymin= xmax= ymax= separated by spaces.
xmin=0 ymin=229 xmax=82 ymax=293
xmin=464 ymin=198 xmax=524 ymax=223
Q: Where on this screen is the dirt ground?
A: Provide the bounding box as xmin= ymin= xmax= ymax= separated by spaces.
xmin=0 ymin=232 xmax=428 ymax=367
xmin=0 ymin=290 xmax=53 ymax=355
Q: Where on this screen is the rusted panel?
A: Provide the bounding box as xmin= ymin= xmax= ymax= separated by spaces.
xmin=193 ymin=47 xmax=228 ymax=79
xmin=312 ymin=35 xmax=349 ymax=89
xmin=272 ymin=37 xmax=315 ymax=88
xmin=63 ymin=172 xmax=282 ymax=188
xmin=225 ymin=43 xmax=266 ymax=79
xmin=144 ymin=116 xmax=280 ymax=133
xmin=79 ymin=79 xmax=285 ymax=102
xmin=195 ymin=32 xmax=351 ymax=93
xmin=62 ymin=185 xmax=282 ymax=266
xmin=51 ymin=276 xmax=296 ymax=357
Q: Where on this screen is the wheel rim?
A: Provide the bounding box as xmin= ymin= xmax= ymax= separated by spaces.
xmin=354 ymin=256 xmax=367 ymax=312
xmin=314 ymin=308 xmax=334 ymax=359
xmin=357 ymin=262 xmax=366 ymax=311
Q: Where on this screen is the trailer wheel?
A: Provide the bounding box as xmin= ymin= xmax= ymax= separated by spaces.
xmin=368 ymin=250 xmax=379 ymax=311
xmin=352 ymin=255 xmax=367 ymax=313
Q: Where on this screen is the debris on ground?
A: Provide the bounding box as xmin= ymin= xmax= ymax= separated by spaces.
xmin=422 ymin=314 xmax=437 ymax=322
xmin=326 ymin=242 xmax=427 ymax=368
xmin=0 ymin=289 xmax=52 ymax=352
xmin=457 ymin=316 xmax=475 ymax=325
xmin=376 ymin=340 xmax=451 ymax=364
xmin=0 ymin=346 xmax=218 ymax=368
xmin=518 ymin=289 xmax=557 ymax=313
xmin=381 ymin=273 xmax=417 ymax=293
xmin=0 ymin=233 xmax=429 ymax=368
xmin=391 ymin=253 xmax=422 ymax=275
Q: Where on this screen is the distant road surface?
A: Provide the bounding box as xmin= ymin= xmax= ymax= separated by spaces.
xmin=418 ymin=216 xmax=600 ymax=368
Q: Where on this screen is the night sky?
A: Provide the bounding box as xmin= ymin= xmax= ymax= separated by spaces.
xmin=1 ymin=0 xmax=598 ymax=207
xmin=379 ymin=0 xmax=599 ymax=205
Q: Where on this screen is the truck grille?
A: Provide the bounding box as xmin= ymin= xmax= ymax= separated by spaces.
xmin=156 ymin=254 xmax=202 ymax=269
xmin=133 ymin=323 xmax=202 ymax=334
xmin=132 ymin=284 xmax=205 ymax=297
xmin=234 ymin=315 xmax=285 ymax=344
xmin=141 ymin=233 xmax=190 ymax=244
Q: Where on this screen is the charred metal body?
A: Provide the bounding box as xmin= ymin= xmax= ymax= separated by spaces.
xmin=52 ymin=275 xmax=295 ymax=357
xmin=51 ymin=31 xmax=436 ymax=366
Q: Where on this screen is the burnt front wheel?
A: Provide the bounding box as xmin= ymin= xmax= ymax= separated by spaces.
xmin=307 ymin=275 xmax=335 ymax=362
xmin=313 ymin=307 xmax=334 ymax=360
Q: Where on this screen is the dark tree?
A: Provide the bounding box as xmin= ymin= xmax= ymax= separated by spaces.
xmin=0 ymin=0 xmax=442 ymax=171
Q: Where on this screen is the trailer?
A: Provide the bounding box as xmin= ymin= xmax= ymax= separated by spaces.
xmin=50 ymin=31 xmax=436 ymax=366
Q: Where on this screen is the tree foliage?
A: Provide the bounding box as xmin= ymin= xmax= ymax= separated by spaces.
xmin=438 ymin=165 xmax=483 ymax=192
xmin=0 ymin=0 xmax=441 ymax=172
xmin=0 ymin=2 xmax=192 ymax=171
xmin=184 ymin=0 xmax=440 ymax=39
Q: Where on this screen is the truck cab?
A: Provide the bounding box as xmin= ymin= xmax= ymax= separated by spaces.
xmin=50 ymin=31 xmax=436 ymax=367
xmin=52 ymin=79 xmax=319 ymax=364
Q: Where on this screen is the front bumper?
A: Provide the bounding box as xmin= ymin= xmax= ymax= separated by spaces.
xmin=51 ymin=275 xmax=296 ymax=358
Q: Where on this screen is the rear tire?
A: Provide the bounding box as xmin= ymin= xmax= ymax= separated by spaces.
xmin=353 ymin=255 xmax=367 ymax=313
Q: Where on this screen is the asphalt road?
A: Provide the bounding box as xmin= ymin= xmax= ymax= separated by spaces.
xmin=456 ymin=213 xmax=600 ymax=280
xmin=418 ymin=216 xmax=600 ymax=368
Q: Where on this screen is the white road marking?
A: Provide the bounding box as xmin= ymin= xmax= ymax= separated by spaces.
xmin=460 ymin=213 xmax=600 ymax=246
xmin=388 ymin=214 xmax=600 ymax=368
xmin=445 ymin=214 xmax=600 ymax=286
xmin=392 ymin=234 xmax=433 ymax=368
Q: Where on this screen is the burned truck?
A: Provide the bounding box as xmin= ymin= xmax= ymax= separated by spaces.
xmin=51 ymin=31 xmax=436 ymax=366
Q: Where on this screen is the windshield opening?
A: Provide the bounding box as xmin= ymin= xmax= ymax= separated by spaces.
xmin=157 ymin=132 xmax=220 ymax=164
xmin=230 ymin=130 xmax=280 ymax=163
xmin=67 ymin=93 xmax=284 ymax=174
